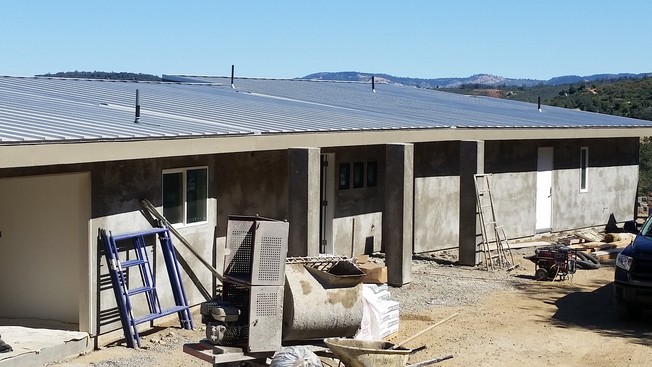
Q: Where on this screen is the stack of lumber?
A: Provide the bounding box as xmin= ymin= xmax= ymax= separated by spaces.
xmin=559 ymin=230 xmax=635 ymax=261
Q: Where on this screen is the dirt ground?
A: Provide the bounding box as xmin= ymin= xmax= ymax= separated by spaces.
xmin=49 ymin=248 xmax=652 ymax=367
xmin=393 ymin=254 xmax=652 ymax=367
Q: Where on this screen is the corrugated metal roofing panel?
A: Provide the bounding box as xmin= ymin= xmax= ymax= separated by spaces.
xmin=1 ymin=75 xmax=652 ymax=145
xmin=166 ymin=75 xmax=652 ymax=129
xmin=0 ymin=76 xmax=432 ymax=143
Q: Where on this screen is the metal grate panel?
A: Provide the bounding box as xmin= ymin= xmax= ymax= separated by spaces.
xmin=226 ymin=230 xmax=253 ymax=274
xmin=255 ymin=292 xmax=279 ymax=317
xmin=258 ymin=236 xmax=284 ymax=283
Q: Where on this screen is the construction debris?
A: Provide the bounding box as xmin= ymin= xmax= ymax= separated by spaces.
xmin=560 ymin=231 xmax=635 ymax=261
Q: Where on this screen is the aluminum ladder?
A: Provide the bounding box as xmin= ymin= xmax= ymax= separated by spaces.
xmin=473 ymin=174 xmax=514 ymax=270
xmin=99 ymin=227 xmax=193 ymax=348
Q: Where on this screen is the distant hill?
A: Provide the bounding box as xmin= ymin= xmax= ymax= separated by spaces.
xmin=36 ymin=71 xmax=161 ymax=81
xmin=301 ymin=71 xmax=652 ymax=88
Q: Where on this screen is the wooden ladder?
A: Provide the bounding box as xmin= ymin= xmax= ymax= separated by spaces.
xmin=473 ymin=174 xmax=514 ymax=270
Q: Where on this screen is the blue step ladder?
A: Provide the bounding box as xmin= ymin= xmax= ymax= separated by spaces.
xmin=99 ymin=227 xmax=193 ymax=348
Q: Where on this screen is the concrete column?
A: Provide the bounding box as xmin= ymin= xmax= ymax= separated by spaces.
xmin=458 ymin=140 xmax=484 ymax=266
xmin=383 ymin=143 xmax=413 ymax=286
xmin=287 ymin=148 xmax=321 ymax=257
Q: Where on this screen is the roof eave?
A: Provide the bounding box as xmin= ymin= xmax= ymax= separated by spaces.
xmin=0 ymin=127 xmax=649 ymax=169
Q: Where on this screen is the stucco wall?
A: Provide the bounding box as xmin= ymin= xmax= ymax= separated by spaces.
xmin=486 ymin=172 xmax=537 ymax=238
xmin=90 ymin=157 xmax=219 ymax=340
xmin=333 ymin=213 xmax=382 ymax=256
xmin=327 ymin=145 xmax=385 ymax=255
xmin=413 ymin=176 xmax=460 ymax=252
xmin=413 ymin=141 xmax=461 ymax=252
xmin=214 ymin=150 xmax=289 ymax=236
xmin=552 ymin=138 xmax=639 ymax=230
xmin=0 ymin=173 xmax=90 ymax=325
xmin=485 ymin=138 xmax=639 ymax=237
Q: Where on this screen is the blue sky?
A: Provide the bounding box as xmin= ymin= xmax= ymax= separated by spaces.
xmin=1 ymin=1 xmax=651 ymax=80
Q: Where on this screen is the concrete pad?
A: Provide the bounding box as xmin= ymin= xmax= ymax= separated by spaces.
xmin=0 ymin=326 xmax=90 ymax=367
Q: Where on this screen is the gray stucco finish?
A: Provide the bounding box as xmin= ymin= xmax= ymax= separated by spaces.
xmin=458 ymin=141 xmax=484 ymax=266
xmin=485 ymin=138 xmax=639 ymax=236
xmin=383 ymin=144 xmax=414 ymax=286
xmin=287 ymin=148 xmax=321 ymax=257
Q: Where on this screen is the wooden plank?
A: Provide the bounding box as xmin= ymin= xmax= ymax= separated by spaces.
xmin=576 ymin=229 xmax=603 ymax=243
xmin=593 ymin=248 xmax=622 ymax=262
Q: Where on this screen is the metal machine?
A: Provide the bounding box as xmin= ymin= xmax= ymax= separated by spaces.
xmin=525 ymin=244 xmax=577 ymax=281
xmin=186 ymin=215 xmax=365 ymax=366
xmin=204 ymin=215 xmax=288 ymax=353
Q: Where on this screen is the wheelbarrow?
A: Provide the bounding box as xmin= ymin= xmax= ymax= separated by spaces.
xmin=324 ymin=313 xmax=456 ymax=367
xmin=324 ymin=338 xmax=453 ymax=367
xmin=324 ymin=338 xmax=410 ymax=367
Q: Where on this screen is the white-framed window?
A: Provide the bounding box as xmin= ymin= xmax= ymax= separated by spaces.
xmin=162 ymin=166 xmax=208 ymax=225
xmin=580 ymin=147 xmax=589 ymax=192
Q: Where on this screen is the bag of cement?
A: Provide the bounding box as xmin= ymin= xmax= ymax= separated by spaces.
xmin=270 ymin=346 xmax=322 ymax=367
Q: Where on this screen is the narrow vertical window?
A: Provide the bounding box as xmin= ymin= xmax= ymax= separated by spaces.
xmin=163 ymin=172 xmax=184 ymax=224
xmin=163 ymin=167 xmax=208 ymax=225
xmin=366 ymin=161 xmax=377 ymax=187
xmin=338 ymin=163 xmax=350 ymax=190
xmin=353 ymin=162 xmax=365 ymax=188
xmin=580 ymin=147 xmax=589 ymax=192
xmin=186 ymin=168 xmax=207 ymax=223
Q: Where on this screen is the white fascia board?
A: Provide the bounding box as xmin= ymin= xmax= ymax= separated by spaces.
xmin=0 ymin=127 xmax=650 ymax=169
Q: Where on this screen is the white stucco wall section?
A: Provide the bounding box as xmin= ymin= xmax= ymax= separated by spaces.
xmin=414 ymin=176 xmax=460 ymax=253
xmin=0 ymin=173 xmax=91 ymax=327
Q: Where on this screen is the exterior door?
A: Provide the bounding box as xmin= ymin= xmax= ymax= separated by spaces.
xmin=536 ymin=147 xmax=553 ymax=232
xmin=319 ymin=153 xmax=335 ymax=254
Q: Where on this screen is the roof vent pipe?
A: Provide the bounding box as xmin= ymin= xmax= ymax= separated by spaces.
xmin=372 ymin=76 xmax=376 ymax=93
xmin=538 ymin=96 xmax=542 ymax=112
xmin=231 ymin=65 xmax=235 ymax=89
xmin=134 ymin=89 xmax=141 ymax=123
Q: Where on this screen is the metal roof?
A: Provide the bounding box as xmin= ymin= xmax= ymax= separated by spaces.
xmin=1 ymin=75 xmax=652 ymax=145
xmin=165 ymin=75 xmax=652 ymax=129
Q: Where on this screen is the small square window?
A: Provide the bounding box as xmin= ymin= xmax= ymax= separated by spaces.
xmin=353 ymin=162 xmax=365 ymax=188
xmin=163 ymin=167 xmax=208 ymax=225
xmin=366 ymin=161 xmax=377 ymax=187
xmin=338 ymin=163 xmax=350 ymax=190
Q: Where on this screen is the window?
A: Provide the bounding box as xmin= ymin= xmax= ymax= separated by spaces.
xmin=366 ymin=161 xmax=377 ymax=187
xmin=338 ymin=163 xmax=350 ymax=190
xmin=353 ymin=162 xmax=365 ymax=188
xmin=163 ymin=167 xmax=208 ymax=225
xmin=580 ymin=147 xmax=589 ymax=192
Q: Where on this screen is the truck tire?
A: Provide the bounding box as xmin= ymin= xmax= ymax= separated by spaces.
xmin=576 ymin=251 xmax=601 ymax=269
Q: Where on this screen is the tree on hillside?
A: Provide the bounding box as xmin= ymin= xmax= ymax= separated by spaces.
xmin=36 ymin=71 xmax=161 ymax=81
xmin=640 ymin=138 xmax=652 ymax=196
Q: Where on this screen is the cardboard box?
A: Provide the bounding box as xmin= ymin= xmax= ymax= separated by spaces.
xmin=358 ymin=262 xmax=387 ymax=284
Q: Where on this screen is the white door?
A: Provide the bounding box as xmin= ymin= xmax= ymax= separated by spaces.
xmin=0 ymin=173 xmax=90 ymax=327
xmin=319 ymin=154 xmax=335 ymax=254
xmin=536 ymin=147 xmax=553 ymax=232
